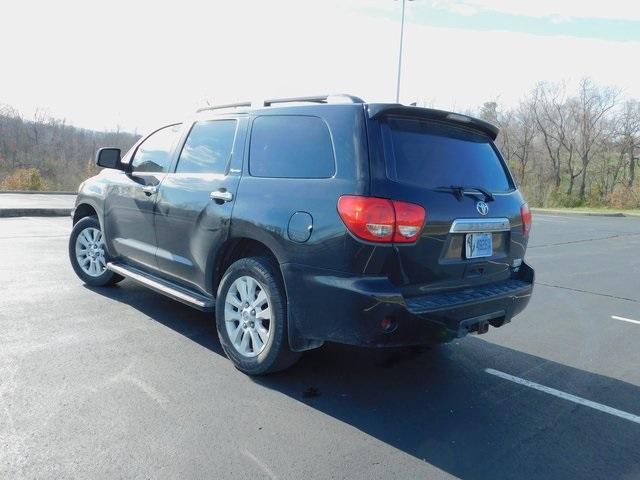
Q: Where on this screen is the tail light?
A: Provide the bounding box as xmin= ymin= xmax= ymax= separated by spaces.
xmin=392 ymin=200 xmax=425 ymax=242
xmin=520 ymin=203 xmax=532 ymax=236
xmin=337 ymin=195 xmax=426 ymax=243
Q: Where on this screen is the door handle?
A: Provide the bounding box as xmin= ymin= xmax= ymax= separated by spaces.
xmin=210 ymin=190 xmax=233 ymax=203
xmin=142 ymin=185 xmax=158 ymax=196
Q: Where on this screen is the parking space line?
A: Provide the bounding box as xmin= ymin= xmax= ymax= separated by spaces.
xmin=611 ymin=315 xmax=640 ymax=325
xmin=241 ymin=449 xmax=278 ymax=480
xmin=485 ymin=368 xmax=640 ymax=425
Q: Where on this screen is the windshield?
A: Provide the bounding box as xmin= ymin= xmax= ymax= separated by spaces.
xmin=383 ymin=117 xmax=512 ymax=193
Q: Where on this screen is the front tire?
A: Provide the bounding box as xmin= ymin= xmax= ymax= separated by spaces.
xmin=68 ymin=216 xmax=123 ymax=287
xmin=215 ymin=257 xmax=300 ymax=375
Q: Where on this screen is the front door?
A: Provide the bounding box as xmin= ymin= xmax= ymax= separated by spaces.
xmin=104 ymin=124 xmax=182 ymax=271
xmin=154 ymin=117 xmax=244 ymax=294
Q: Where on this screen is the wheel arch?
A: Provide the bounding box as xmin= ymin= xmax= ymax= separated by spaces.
xmin=72 ymin=200 xmax=115 ymax=257
xmin=211 ymin=237 xmax=282 ymax=295
xmin=72 ymin=203 xmax=98 ymax=225
xmin=210 ymin=236 xmax=322 ymax=353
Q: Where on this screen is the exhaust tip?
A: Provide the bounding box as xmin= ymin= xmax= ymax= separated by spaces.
xmin=381 ymin=315 xmax=398 ymax=334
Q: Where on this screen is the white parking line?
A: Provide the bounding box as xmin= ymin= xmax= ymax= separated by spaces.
xmin=485 ymin=368 xmax=640 ymax=425
xmin=611 ymin=315 xmax=640 ymax=325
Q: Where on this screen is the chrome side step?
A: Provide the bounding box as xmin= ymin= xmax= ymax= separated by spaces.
xmin=107 ymin=262 xmax=215 ymax=312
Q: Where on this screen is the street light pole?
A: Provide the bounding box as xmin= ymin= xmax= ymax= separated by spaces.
xmin=395 ymin=0 xmax=407 ymax=103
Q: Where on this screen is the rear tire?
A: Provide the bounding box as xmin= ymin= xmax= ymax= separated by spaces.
xmin=69 ymin=216 xmax=123 ymax=287
xmin=215 ymin=257 xmax=301 ymax=375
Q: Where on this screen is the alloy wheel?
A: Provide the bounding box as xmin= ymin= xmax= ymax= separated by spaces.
xmin=224 ymin=275 xmax=272 ymax=357
xmin=75 ymin=227 xmax=107 ymax=277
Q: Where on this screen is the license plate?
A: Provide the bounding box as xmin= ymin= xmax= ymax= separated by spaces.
xmin=465 ymin=233 xmax=493 ymax=259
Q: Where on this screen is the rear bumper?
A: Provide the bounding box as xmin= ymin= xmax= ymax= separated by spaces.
xmin=282 ymin=262 xmax=534 ymax=351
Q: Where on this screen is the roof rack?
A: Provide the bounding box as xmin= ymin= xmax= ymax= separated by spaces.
xmin=196 ymin=94 xmax=364 ymax=113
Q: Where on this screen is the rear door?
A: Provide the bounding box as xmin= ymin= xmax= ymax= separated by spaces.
xmin=368 ymin=114 xmax=528 ymax=295
xmin=153 ymin=116 xmax=245 ymax=294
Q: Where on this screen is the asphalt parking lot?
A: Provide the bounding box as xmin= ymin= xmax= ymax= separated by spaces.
xmin=1 ymin=214 xmax=639 ymax=479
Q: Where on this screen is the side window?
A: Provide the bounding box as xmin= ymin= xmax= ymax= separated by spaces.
xmin=175 ymin=120 xmax=237 ymax=174
xmin=131 ymin=124 xmax=181 ymax=173
xmin=249 ymin=115 xmax=335 ymax=178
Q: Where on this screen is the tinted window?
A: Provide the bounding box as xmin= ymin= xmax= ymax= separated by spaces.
xmin=176 ymin=120 xmax=237 ymax=174
xmin=384 ymin=118 xmax=511 ymax=192
xmin=249 ymin=116 xmax=335 ymax=178
xmin=131 ymin=124 xmax=181 ymax=173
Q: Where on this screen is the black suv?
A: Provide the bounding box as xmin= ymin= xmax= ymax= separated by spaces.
xmin=69 ymin=94 xmax=534 ymax=375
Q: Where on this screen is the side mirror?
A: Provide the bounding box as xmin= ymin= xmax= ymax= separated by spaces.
xmin=96 ymin=148 xmax=123 ymax=170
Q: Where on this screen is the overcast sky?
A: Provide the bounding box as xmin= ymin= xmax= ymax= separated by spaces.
xmin=1 ymin=0 xmax=639 ymax=132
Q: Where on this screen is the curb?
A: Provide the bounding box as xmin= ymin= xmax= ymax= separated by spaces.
xmin=0 ymin=191 xmax=76 ymax=195
xmin=531 ymin=208 xmax=629 ymax=218
xmin=0 ymin=208 xmax=72 ymax=218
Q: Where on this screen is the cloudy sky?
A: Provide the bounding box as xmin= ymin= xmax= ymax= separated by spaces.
xmin=1 ymin=0 xmax=639 ymax=132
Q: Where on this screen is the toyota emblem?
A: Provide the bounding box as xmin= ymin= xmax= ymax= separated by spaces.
xmin=476 ymin=201 xmax=489 ymax=216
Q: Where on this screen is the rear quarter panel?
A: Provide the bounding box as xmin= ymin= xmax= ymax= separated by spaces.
xmin=229 ymin=104 xmax=371 ymax=271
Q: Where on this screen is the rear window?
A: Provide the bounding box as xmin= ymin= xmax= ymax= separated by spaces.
xmin=249 ymin=115 xmax=335 ymax=178
xmin=382 ymin=117 xmax=512 ymax=192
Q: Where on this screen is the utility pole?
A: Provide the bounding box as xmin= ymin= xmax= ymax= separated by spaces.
xmin=395 ymin=0 xmax=411 ymax=103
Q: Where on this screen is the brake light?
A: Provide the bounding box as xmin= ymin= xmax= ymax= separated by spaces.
xmin=337 ymin=196 xmax=395 ymax=242
xmin=520 ymin=203 xmax=532 ymax=235
xmin=392 ymin=200 xmax=425 ymax=243
xmin=337 ymin=195 xmax=425 ymax=243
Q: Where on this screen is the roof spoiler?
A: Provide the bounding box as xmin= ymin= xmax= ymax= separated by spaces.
xmin=366 ymin=104 xmax=499 ymax=140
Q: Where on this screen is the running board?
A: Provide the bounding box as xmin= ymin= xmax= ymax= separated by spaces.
xmin=107 ymin=262 xmax=215 ymax=312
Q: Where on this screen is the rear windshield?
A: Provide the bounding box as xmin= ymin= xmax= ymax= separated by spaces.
xmin=382 ymin=117 xmax=512 ymax=192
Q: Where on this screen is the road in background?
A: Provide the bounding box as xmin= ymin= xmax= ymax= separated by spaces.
xmin=0 ymin=214 xmax=639 ymax=479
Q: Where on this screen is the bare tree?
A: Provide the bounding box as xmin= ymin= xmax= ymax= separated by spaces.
xmin=510 ymin=100 xmax=537 ymax=186
xmin=617 ymin=100 xmax=640 ymax=187
xmin=531 ymin=82 xmax=572 ymax=189
xmin=479 ymin=101 xmax=516 ymax=172
xmin=570 ymin=78 xmax=619 ymax=201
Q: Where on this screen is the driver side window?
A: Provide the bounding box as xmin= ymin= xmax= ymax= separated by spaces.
xmin=131 ymin=124 xmax=181 ymax=173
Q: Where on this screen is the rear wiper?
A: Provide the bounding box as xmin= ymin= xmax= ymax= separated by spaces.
xmin=434 ymin=185 xmax=495 ymax=202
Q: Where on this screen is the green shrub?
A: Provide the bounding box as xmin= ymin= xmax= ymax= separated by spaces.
xmin=545 ymin=187 xmax=583 ymax=208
